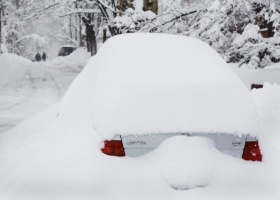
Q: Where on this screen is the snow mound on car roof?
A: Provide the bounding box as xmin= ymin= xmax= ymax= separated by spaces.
xmin=60 ymin=33 xmax=260 ymax=138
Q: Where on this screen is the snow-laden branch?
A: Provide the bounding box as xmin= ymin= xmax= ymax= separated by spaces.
xmin=115 ymin=6 xmax=202 ymax=34
xmin=59 ymin=8 xmax=101 ymax=17
xmin=161 ymin=9 xmax=199 ymax=26
xmin=24 ymin=2 xmax=60 ymax=21
xmin=13 ymin=34 xmax=46 ymax=46
xmin=57 ymin=31 xmax=78 ymax=46
xmin=97 ymin=0 xmax=117 ymax=13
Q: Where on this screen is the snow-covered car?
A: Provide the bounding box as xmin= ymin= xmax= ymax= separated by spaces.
xmin=74 ymin=33 xmax=261 ymax=161
xmin=58 ymin=45 xmax=77 ymax=56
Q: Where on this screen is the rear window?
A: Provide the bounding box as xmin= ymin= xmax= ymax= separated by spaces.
xmin=62 ymin=47 xmax=74 ymax=53
xmin=59 ymin=47 xmax=75 ymax=55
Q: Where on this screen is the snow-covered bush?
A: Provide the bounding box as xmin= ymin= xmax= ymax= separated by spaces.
xmin=227 ymin=23 xmax=280 ymax=68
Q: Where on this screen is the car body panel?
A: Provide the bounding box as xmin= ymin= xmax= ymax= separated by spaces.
xmin=120 ymin=133 xmax=248 ymax=158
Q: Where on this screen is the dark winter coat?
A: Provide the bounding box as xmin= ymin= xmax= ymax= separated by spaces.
xmin=42 ymin=52 xmax=47 ymax=61
xmin=35 ymin=53 xmax=41 ymax=61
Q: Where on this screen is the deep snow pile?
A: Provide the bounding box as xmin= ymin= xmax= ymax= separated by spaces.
xmin=51 ymin=48 xmax=91 ymax=72
xmin=0 ymin=53 xmax=30 ymax=86
xmin=0 ymin=34 xmax=280 ymax=199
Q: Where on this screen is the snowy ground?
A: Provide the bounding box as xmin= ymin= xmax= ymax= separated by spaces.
xmin=0 ymin=48 xmax=90 ymax=133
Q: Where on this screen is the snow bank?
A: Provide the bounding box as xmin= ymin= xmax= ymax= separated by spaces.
xmin=0 ymin=53 xmax=30 ymax=86
xmin=51 ymin=48 xmax=90 ymax=72
xmin=1 ymin=43 xmax=8 ymax=53
xmin=252 ymin=83 xmax=280 ymax=120
xmin=233 ymin=65 xmax=280 ymax=89
xmin=60 ymin=33 xmax=260 ymax=138
xmin=0 ymin=49 xmax=90 ymax=133
xmin=0 ymin=48 xmax=90 ymax=86
xmin=251 ymin=83 xmax=280 ymax=162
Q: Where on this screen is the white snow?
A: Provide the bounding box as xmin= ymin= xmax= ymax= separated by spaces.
xmin=153 ymin=136 xmax=220 ymax=190
xmin=134 ymin=0 xmax=143 ymax=11
xmin=208 ymin=0 xmax=220 ymax=11
xmin=232 ymin=64 xmax=280 ymax=89
xmin=0 ymin=82 xmax=280 ymax=199
xmin=252 ymin=82 xmax=280 ymax=120
xmin=243 ymin=24 xmax=260 ymax=40
xmin=60 ymin=33 xmax=260 ymax=139
xmin=261 ymin=36 xmax=280 ymax=45
xmin=0 ymin=48 xmax=90 ymax=133
xmin=0 ymin=43 xmax=8 ymax=53
xmin=60 ymin=44 xmax=77 ymax=48
xmin=233 ymin=24 xmax=261 ymax=46
xmin=144 ymin=10 xmax=156 ymax=20
xmin=0 ymin=34 xmax=280 ymax=200
xmin=251 ymin=83 xmax=280 ymax=163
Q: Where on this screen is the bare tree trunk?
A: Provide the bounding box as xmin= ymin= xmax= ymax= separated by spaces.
xmin=82 ymin=16 xmax=97 ymax=56
xmin=79 ymin=15 xmax=84 ymax=47
xmin=2 ymin=2 xmax=6 ymax=26
xmin=69 ymin=14 xmax=72 ymax=39
xmin=91 ymin=42 xmax=97 ymax=56
xmin=75 ymin=14 xmax=78 ymax=42
xmin=15 ymin=0 xmax=19 ymax=9
xmin=103 ymin=29 xmax=107 ymax=43
xmin=86 ymin=33 xmax=90 ymax=52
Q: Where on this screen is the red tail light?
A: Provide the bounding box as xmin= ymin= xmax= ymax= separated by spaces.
xmin=101 ymin=140 xmax=125 ymax=157
xmin=242 ymin=141 xmax=262 ymax=162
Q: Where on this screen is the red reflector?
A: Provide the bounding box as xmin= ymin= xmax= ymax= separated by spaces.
xmin=101 ymin=140 xmax=125 ymax=157
xmin=242 ymin=141 xmax=262 ymax=162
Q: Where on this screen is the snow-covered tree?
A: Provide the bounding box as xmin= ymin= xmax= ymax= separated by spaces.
xmin=1 ymin=0 xmax=279 ymax=66
xmin=1 ymin=0 xmax=77 ymax=58
xmin=223 ymin=1 xmax=280 ymax=68
xmin=58 ymin=0 xmax=117 ymax=55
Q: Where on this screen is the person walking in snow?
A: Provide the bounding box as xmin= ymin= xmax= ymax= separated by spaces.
xmin=42 ymin=52 xmax=47 ymax=61
xmin=35 ymin=53 xmax=41 ymax=62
